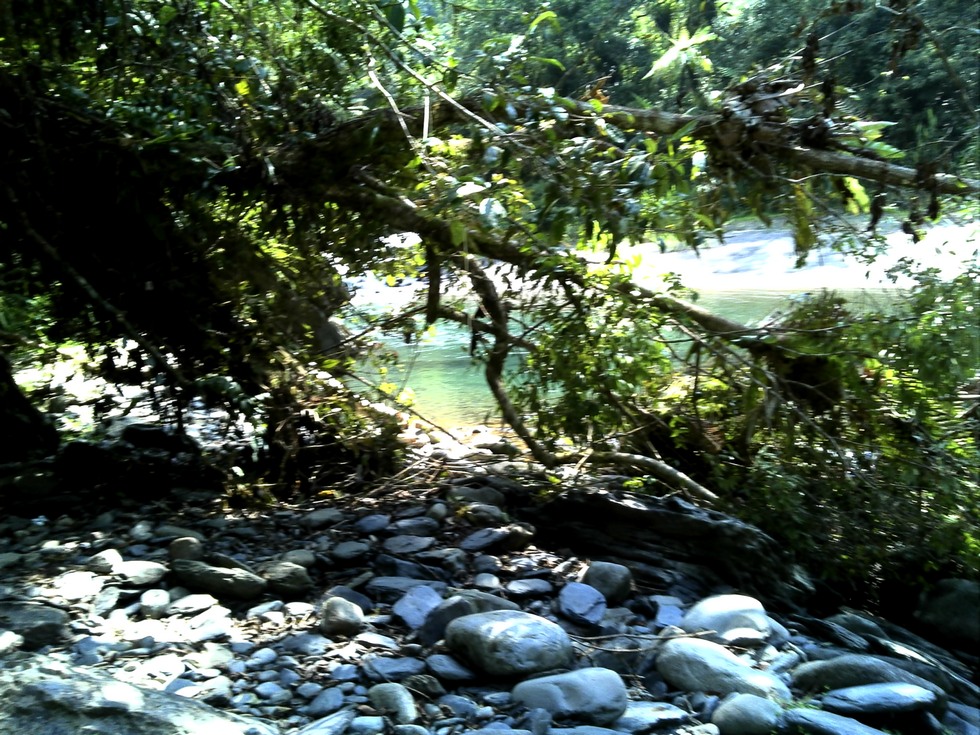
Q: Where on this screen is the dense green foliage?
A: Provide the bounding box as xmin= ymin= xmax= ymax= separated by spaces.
xmin=1 ymin=0 xmax=977 ymax=606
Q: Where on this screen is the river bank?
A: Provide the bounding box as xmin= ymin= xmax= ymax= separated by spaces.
xmin=350 ymin=220 xmax=978 ymax=429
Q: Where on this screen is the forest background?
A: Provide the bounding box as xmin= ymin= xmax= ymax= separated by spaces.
xmin=1 ymin=0 xmax=978 ymax=611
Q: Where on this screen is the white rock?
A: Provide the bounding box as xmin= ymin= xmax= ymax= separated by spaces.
xmin=679 ymin=595 xmax=771 ymax=641
xmin=140 ymin=589 xmax=171 ymax=619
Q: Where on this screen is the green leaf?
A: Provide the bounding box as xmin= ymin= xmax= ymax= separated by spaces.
xmin=158 ymin=5 xmax=178 ymax=24
xmin=530 ymin=56 xmax=566 ymax=72
xmin=842 ymin=177 xmax=870 ymax=214
xmin=529 ymin=10 xmax=558 ymax=34
xmin=449 ymin=221 xmax=469 ymax=247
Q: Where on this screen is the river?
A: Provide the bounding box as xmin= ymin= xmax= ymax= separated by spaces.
xmin=351 ymin=221 xmax=978 ymax=428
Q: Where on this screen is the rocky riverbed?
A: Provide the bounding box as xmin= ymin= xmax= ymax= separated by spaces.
xmin=0 ymin=428 xmax=977 ymax=735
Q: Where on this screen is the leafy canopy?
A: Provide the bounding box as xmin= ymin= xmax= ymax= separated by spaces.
xmin=1 ymin=0 xmax=978 ymax=601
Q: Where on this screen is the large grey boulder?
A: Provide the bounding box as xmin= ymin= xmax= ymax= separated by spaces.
xmin=0 ymin=654 xmax=280 ymax=735
xmin=512 ymin=668 xmax=628 ymax=726
xmin=445 ymin=610 xmax=574 ymax=677
xmin=656 ymin=638 xmax=791 ymax=700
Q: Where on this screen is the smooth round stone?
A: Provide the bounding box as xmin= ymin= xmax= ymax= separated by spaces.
xmin=331 ymin=541 xmax=372 ymax=562
xmin=169 ymin=537 xmax=204 ymax=561
xmin=679 ymin=594 xmax=771 ymax=641
xmin=445 ymin=610 xmax=574 ymax=677
xmin=369 ymin=682 xmax=418 ymax=724
xmin=426 ymin=654 xmax=477 ymax=682
xmin=303 ymin=508 xmax=346 ymax=528
xmin=0 ymin=630 xmax=25 ymax=655
xmin=557 ymin=582 xmax=607 ymax=626
xmin=458 ymin=528 xmax=509 ymax=552
xmin=505 ymin=579 xmax=554 ymax=598
xmin=350 ymin=716 xmax=386 ymax=735
xmin=282 ymin=549 xmax=317 ymax=568
xmin=140 ymin=589 xmax=171 ymax=619
xmin=247 ymin=600 xmax=284 ymax=618
xmin=285 ymin=601 xmax=317 ymax=617
xmin=383 ymin=536 xmax=437 ymax=555
xmin=426 ymin=503 xmax=449 ymax=521
xmin=170 ymin=559 xmax=267 ymax=599
xmin=512 ymin=668 xmax=628 ymax=726
xmin=393 ymin=585 xmax=444 ymax=630
xmin=115 ymin=560 xmax=168 ymax=586
xmin=355 ymin=514 xmax=391 ymax=534
xmin=461 ymin=503 xmax=507 ymax=524
xmin=821 ymin=682 xmax=938 ymax=715
xmin=438 ymin=694 xmax=479 ymax=718
xmin=259 ymin=560 xmax=314 ymax=594
xmin=247 ymin=647 xmax=278 ymax=667
xmin=394 ymin=726 xmax=430 ymax=735
xmin=167 ymin=594 xmax=219 ymax=615
xmin=363 ymin=656 xmax=427 ymax=682
xmin=254 ymin=681 xmax=292 ymax=704
xmin=307 ymin=686 xmax=345 ymax=716
xmin=581 ymin=561 xmax=633 ymax=605
xmin=790 ymin=654 xmax=946 ymax=707
xmin=656 ymin=638 xmax=791 ymax=700
xmin=613 ymin=702 xmax=691 ymax=733
xmin=389 ymin=517 xmax=440 ymax=536
xmin=130 ymin=520 xmax=155 ymax=542
xmin=86 ymin=549 xmax=123 ymax=574
xmin=320 ymin=596 xmax=365 ymax=636
xmin=711 ymin=693 xmax=782 ymax=735
xmin=155 ymin=525 xmax=205 ymax=541
xmin=473 ymin=573 xmax=503 ymax=591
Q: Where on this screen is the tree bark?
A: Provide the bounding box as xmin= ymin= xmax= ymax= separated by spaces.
xmin=0 ymin=352 xmax=59 ymax=462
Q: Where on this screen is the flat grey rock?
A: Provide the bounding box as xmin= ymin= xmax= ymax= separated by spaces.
xmin=557 ymin=582 xmax=607 ymax=626
xmin=779 ymin=708 xmax=890 ymax=735
xmin=821 ymin=682 xmax=938 ymax=715
xmin=512 ymin=668 xmax=628 ymax=726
